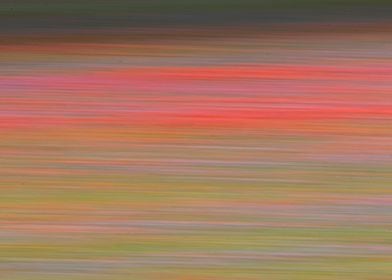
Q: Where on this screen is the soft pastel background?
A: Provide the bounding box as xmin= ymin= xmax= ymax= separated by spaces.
xmin=1 ymin=1 xmax=392 ymax=280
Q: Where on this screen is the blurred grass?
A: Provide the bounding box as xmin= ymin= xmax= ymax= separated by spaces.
xmin=1 ymin=0 xmax=392 ymax=15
